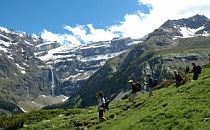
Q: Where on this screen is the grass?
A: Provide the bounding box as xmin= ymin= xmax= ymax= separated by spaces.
xmin=1 ymin=66 xmax=209 ymax=130
xmin=89 ymin=67 xmax=210 ymax=130
xmin=155 ymin=36 xmax=210 ymax=56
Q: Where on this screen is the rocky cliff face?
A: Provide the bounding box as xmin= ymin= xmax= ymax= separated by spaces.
xmin=0 ymin=27 xmax=56 ymax=103
xmin=36 ymin=37 xmax=142 ymax=96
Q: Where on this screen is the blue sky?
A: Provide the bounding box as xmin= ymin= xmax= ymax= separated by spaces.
xmin=0 ymin=0 xmax=149 ymax=34
xmin=1 ymin=0 xmax=210 ymax=45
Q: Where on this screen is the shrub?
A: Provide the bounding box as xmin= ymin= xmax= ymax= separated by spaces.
xmin=0 ymin=116 xmax=24 ymax=130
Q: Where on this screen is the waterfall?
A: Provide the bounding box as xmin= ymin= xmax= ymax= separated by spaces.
xmin=50 ymin=68 xmax=55 ymax=96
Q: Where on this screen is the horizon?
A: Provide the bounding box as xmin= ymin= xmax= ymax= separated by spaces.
xmin=1 ymin=0 xmax=210 ymax=45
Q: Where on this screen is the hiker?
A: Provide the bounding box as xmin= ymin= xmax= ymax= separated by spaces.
xmin=173 ymin=70 xmax=184 ymax=87
xmin=145 ymin=74 xmax=154 ymax=97
xmin=191 ymin=63 xmax=202 ymax=80
xmin=96 ymin=92 xmax=106 ymax=121
xmin=128 ymin=80 xmax=139 ymax=103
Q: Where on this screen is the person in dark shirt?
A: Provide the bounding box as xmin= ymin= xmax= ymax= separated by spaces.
xmin=128 ymin=80 xmax=139 ymax=102
xmin=145 ymin=74 xmax=154 ymax=97
xmin=191 ymin=63 xmax=199 ymax=80
xmin=174 ymin=70 xmax=184 ymax=87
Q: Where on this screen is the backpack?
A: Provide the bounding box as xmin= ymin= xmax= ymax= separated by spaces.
xmin=104 ymin=98 xmax=110 ymax=111
xmin=135 ymin=82 xmax=142 ymax=92
xmin=152 ymin=78 xmax=158 ymax=87
xmin=197 ymin=65 xmax=202 ymax=74
xmin=147 ymin=78 xmax=158 ymax=88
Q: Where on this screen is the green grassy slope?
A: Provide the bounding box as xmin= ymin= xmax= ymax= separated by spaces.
xmin=2 ymin=65 xmax=208 ymax=130
xmin=89 ymin=66 xmax=210 ymax=130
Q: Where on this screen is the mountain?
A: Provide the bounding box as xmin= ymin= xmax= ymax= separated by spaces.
xmin=0 ymin=26 xmax=140 ymax=112
xmin=0 ymin=27 xmax=53 ymax=101
xmin=0 ymin=27 xmax=63 ymax=113
xmin=56 ymin=14 xmax=210 ymax=108
xmin=149 ymin=14 xmax=210 ymax=39
xmin=36 ymin=37 xmax=142 ymax=96
xmin=1 ymin=65 xmax=210 ymax=129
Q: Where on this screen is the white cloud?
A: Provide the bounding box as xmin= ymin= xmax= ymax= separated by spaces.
xmin=63 ymin=25 xmax=87 ymax=40
xmin=41 ymin=29 xmax=81 ymax=46
xmin=41 ymin=0 xmax=210 ymax=45
xmin=42 ymin=25 xmax=119 ymax=45
xmin=134 ymin=0 xmax=210 ymax=36
xmin=64 ymin=24 xmax=119 ymax=42
xmin=110 ymin=14 xmax=146 ymax=39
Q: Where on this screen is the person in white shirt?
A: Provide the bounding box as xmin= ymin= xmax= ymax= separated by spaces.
xmin=96 ymin=92 xmax=107 ymax=121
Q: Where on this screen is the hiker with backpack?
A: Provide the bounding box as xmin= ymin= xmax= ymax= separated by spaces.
xmin=191 ymin=63 xmax=202 ymax=80
xmin=128 ymin=80 xmax=140 ymax=103
xmin=145 ymin=74 xmax=154 ymax=97
xmin=96 ymin=92 xmax=107 ymax=121
xmin=173 ymin=70 xmax=184 ymax=87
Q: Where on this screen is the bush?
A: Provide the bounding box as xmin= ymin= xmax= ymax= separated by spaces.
xmin=0 ymin=116 xmax=24 ymax=130
xmin=0 ymin=100 xmax=23 ymax=114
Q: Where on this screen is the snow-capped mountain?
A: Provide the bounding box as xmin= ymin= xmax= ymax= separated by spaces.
xmin=36 ymin=38 xmax=141 ymax=79
xmin=0 ymin=26 xmax=142 ymax=101
xmin=35 ymin=37 xmax=142 ymax=95
xmin=148 ymin=14 xmax=210 ymax=40
xmin=0 ymin=26 xmax=67 ymax=108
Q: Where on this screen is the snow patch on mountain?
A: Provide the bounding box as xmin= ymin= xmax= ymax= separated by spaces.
xmin=0 ymin=27 xmax=10 ymax=33
xmin=24 ymin=40 xmax=33 ymax=46
xmin=127 ymin=40 xmax=143 ymax=46
xmin=35 ymin=41 xmax=54 ymax=48
xmin=203 ymin=31 xmax=210 ymax=37
xmin=15 ymin=63 xmax=26 ymax=74
xmin=0 ymin=39 xmax=12 ymax=47
xmin=37 ymin=46 xmax=76 ymax=61
xmin=7 ymin=55 xmax=14 ymax=60
xmin=32 ymin=34 xmax=39 ymax=39
xmin=179 ymin=26 xmax=205 ymax=38
xmin=0 ymin=34 xmax=11 ymax=41
xmin=66 ymin=70 xmax=96 ymax=81
xmin=0 ymin=45 xmax=8 ymax=52
xmin=18 ymin=32 xmax=27 ymax=37
xmin=80 ymin=42 xmax=111 ymax=50
xmin=80 ymin=50 xmax=127 ymax=62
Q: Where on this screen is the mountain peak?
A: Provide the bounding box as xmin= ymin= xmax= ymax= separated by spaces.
xmin=149 ymin=14 xmax=210 ymax=39
xmin=161 ymin=14 xmax=209 ymax=28
xmin=189 ymin=14 xmax=209 ymax=21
